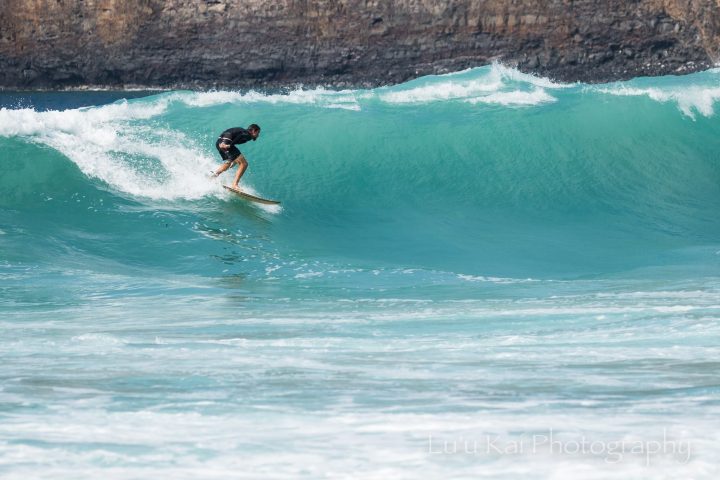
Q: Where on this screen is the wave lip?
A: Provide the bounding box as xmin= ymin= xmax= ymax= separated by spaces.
xmin=160 ymin=63 xmax=568 ymax=110
xmin=172 ymin=87 xmax=363 ymax=111
xmin=376 ymin=63 xmax=568 ymax=106
xmin=595 ymin=85 xmax=720 ymax=118
xmin=0 ymin=99 xmax=169 ymax=138
xmin=0 ymin=97 xmax=225 ymax=201
xmin=168 ymin=64 xmax=720 ymax=114
xmin=464 ymin=88 xmax=557 ymax=106
xmin=591 ymin=68 xmax=720 ymax=118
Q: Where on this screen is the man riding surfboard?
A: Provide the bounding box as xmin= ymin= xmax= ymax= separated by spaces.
xmin=212 ymin=124 xmax=261 ymax=189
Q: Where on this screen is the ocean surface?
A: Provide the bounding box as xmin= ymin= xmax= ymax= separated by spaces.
xmin=1 ymin=64 xmax=719 ymax=479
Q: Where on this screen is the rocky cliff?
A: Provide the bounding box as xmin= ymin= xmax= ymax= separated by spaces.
xmin=1 ymin=0 xmax=719 ymax=90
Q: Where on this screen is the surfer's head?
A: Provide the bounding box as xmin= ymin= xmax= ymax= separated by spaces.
xmin=248 ymin=124 xmax=261 ymax=140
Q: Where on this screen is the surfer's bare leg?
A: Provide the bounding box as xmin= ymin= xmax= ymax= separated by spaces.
xmin=231 ymin=155 xmax=248 ymax=189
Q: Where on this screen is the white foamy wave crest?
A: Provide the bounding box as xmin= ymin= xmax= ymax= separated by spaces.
xmin=173 ymin=87 xmax=362 ymax=111
xmin=594 ymin=80 xmax=720 ymax=119
xmin=0 ymin=100 xmax=168 ymax=138
xmin=465 ymin=88 xmax=557 ymax=106
xmin=493 ymin=62 xmax=574 ymax=90
xmin=377 ymin=62 xmax=567 ymax=106
xmin=377 ymin=74 xmax=503 ymax=103
xmin=168 ymin=63 xmax=566 ymax=110
xmin=0 ymin=100 xmax=225 ymax=201
xmin=457 ymin=273 xmax=539 ymax=284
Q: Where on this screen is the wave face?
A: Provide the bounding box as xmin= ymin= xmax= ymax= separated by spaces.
xmin=2 ymin=64 xmax=719 ymax=279
xmin=1 ymin=65 xmax=720 ymax=479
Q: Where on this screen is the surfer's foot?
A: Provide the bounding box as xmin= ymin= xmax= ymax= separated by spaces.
xmin=231 ymin=184 xmax=240 ymax=190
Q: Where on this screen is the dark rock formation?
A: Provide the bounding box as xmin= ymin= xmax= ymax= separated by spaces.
xmin=1 ymin=0 xmax=719 ymax=90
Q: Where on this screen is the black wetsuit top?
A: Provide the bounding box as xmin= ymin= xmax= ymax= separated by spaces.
xmin=219 ymin=127 xmax=254 ymax=146
xmin=216 ymin=127 xmax=255 ymax=161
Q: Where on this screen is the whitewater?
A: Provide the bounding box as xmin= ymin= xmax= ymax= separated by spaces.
xmin=1 ymin=64 xmax=719 ymax=479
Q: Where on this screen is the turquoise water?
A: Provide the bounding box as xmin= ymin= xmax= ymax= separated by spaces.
xmin=1 ymin=64 xmax=720 ymax=478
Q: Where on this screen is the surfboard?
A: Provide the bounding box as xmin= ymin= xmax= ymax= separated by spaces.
xmin=223 ymin=185 xmax=281 ymax=205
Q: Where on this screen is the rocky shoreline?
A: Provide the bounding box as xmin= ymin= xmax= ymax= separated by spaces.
xmin=1 ymin=0 xmax=718 ymax=91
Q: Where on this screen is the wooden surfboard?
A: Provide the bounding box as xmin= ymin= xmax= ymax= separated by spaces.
xmin=223 ymin=185 xmax=281 ymax=205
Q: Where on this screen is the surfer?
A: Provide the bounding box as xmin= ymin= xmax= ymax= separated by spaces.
xmin=212 ymin=124 xmax=261 ymax=188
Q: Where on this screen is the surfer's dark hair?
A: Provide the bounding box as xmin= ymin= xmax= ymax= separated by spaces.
xmin=248 ymin=124 xmax=261 ymax=132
